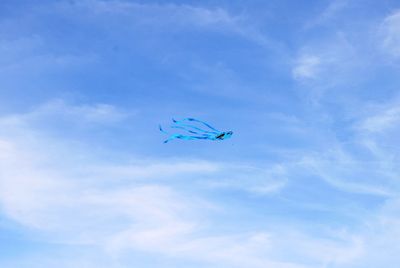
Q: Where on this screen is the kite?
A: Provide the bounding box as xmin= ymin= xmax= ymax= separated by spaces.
xmin=159 ymin=118 xmax=233 ymax=143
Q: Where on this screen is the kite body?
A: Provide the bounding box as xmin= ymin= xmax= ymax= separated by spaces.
xmin=159 ymin=118 xmax=233 ymax=143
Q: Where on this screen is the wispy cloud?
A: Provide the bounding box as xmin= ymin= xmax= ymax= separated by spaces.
xmin=0 ymin=100 xmax=129 ymax=129
xmin=0 ymin=100 xmax=369 ymax=268
xmin=300 ymin=153 xmax=396 ymax=197
xmin=0 ymin=101 xmax=290 ymax=267
xmin=87 ymin=1 xmax=237 ymax=27
xmin=291 ymin=32 xmax=358 ymax=85
xmin=0 ymin=36 xmax=96 ymax=74
xmin=0 ymin=111 xmax=208 ymax=251
xmin=294 ymin=101 xmax=400 ymax=197
xmin=359 ymin=101 xmax=400 ymax=133
xmin=2 ymin=1 xmax=400 ymax=267
xmin=305 ymin=0 xmax=351 ymax=28
xmin=381 ymin=10 xmax=400 ymax=58
xmin=61 ymin=0 xmax=274 ymax=48
xmin=32 ymin=99 xmax=129 ymax=124
xmin=201 ymin=164 xmax=288 ymax=195
xmin=292 ymin=55 xmax=321 ymax=80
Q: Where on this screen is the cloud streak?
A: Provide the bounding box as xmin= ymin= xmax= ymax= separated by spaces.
xmin=2 ymin=1 xmax=400 ymax=267
xmin=381 ymin=10 xmax=400 ymax=58
xmin=0 ymin=99 xmax=372 ymax=268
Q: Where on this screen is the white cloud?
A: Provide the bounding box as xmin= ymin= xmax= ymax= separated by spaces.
xmin=292 ymin=55 xmax=321 ymax=80
xmin=264 ymin=102 xmax=400 ymax=266
xmin=91 ymin=161 xmax=219 ymax=180
xmin=88 ymin=1 xmax=237 ymax=27
xmin=381 ymin=10 xmax=400 ymax=58
xmin=201 ymin=164 xmax=288 ymax=195
xmin=0 ymin=100 xmax=369 ymax=267
xmin=359 ymin=103 xmax=400 ymax=133
xmin=0 ymin=132 xmax=204 ymax=251
xmin=305 ymin=0 xmax=350 ymax=28
xmin=34 ymin=99 xmax=128 ymax=123
xmin=0 ymin=98 xmax=391 ymax=267
xmin=60 ymin=0 xmax=273 ymax=48
xmin=0 ymin=99 xmax=128 ymax=128
xmin=298 ymin=145 xmax=397 ymax=197
xmin=0 ymin=36 xmax=96 ymax=74
xmin=334 ymin=197 xmax=400 ymax=268
xmin=0 ymin=102 xmax=286 ymax=267
xmin=292 ymin=32 xmax=359 ymax=87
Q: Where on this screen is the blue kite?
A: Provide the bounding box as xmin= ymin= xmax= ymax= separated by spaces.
xmin=159 ymin=118 xmax=233 ymax=143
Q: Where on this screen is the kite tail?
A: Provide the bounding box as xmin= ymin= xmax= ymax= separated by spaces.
xmin=164 ymin=134 xmax=211 ymax=143
xmin=171 ymin=125 xmax=216 ymax=136
xmin=159 ymin=124 xmax=168 ymax=134
xmin=173 ymin=118 xmax=220 ymax=132
xmin=172 ymin=118 xmax=219 ymax=134
xmin=163 ymin=134 xmax=178 ymax=143
xmin=173 ymin=123 xmax=217 ymax=134
xmin=171 ymin=125 xmax=202 ymax=135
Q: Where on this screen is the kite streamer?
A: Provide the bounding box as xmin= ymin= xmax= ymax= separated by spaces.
xmin=159 ymin=118 xmax=233 ymax=143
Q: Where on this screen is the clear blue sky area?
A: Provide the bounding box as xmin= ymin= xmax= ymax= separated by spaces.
xmin=1 ymin=1 xmax=400 ymax=267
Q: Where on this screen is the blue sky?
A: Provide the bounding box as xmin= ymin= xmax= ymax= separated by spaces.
xmin=1 ymin=0 xmax=400 ymax=267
